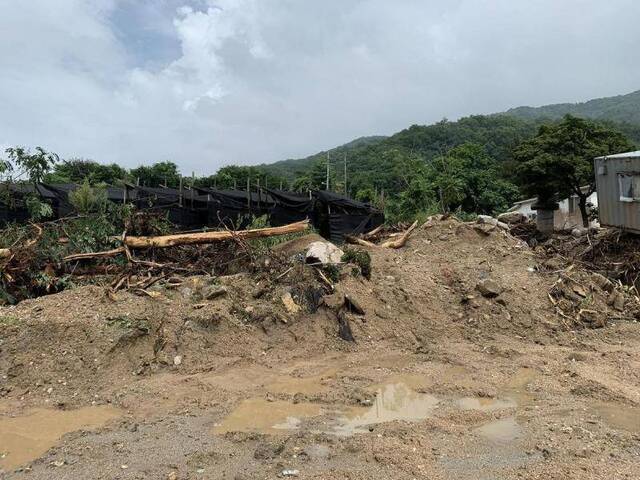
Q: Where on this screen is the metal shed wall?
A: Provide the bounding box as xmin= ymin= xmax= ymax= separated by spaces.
xmin=595 ymin=154 xmax=640 ymax=233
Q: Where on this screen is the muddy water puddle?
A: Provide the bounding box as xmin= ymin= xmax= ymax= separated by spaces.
xmin=0 ymin=406 xmax=121 ymax=470
xmin=214 ymin=376 xmax=522 ymax=437
xmin=474 ymin=417 xmax=522 ymax=442
xmin=457 ymin=397 xmax=517 ymax=412
xmin=334 ymin=382 xmax=439 ymax=435
xmin=590 ymin=403 xmax=640 ymax=433
xmin=213 ymin=399 xmax=323 ymax=435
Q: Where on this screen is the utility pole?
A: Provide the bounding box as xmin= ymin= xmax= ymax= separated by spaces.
xmin=326 ymin=152 xmax=330 ymax=191
xmin=343 ymin=153 xmax=347 ymax=195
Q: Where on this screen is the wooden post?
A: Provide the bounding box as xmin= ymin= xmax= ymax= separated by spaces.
xmin=257 ymin=177 xmax=261 ymax=211
xmin=343 ymin=153 xmax=347 ymax=195
xmin=326 ymin=152 xmax=330 ymax=191
xmin=179 ymin=177 xmax=183 ymax=207
xmin=280 ymin=180 xmax=283 ymax=190
xmin=246 ymin=177 xmax=251 ymax=214
xmin=191 ymin=171 xmax=195 ymax=208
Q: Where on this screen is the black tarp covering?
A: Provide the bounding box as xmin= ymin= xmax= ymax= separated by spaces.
xmin=265 ymin=189 xmax=314 ymax=226
xmin=0 ymin=182 xmax=384 ymax=241
xmin=126 ymin=186 xmax=212 ymax=228
xmin=194 ymin=187 xmax=276 ymax=228
xmin=312 ymin=191 xmax=384 ymax=243
xmin=0 ymin=183 xmax=62 ymax=223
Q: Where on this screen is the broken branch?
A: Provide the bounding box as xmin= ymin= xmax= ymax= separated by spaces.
xmin=121 ymin=220 xmax=309 ymax=249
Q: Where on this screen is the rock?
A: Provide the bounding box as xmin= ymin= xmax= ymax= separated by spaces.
xmin=497 ymin=211 xmax=527 ymax=224
xmin=477 ymin=215 xmax=498 ymax=226
xmin=473 ymin=224 xmax=495 ymax=236
xmin=344 ymin=293 xmax=365 ymax=315
xmin=591 ymin=272 xmax=613 ymax=292
xmin=281 ymin=470 xmax=299 ymax=477
xmin=254 ymin=442 xmax=284 ymax=460
xmin=173 ymin=355 xmax=182 ymax=366
xmin=203 ymin=285 xmax=227 ymax=300
xmin=281 ymin=291 xmax=301 ymax=314
xmin=476 ymin=279 xmax=502 ymax=298
xmin=496 ymin=221 xmax=509 ymax=230
xmin=571 ymin=227 xmax=588 ymax=238
xmin=607 ymin=290 xmax=625 ymax=311
xmin=323 ymin=289 xmax=345 ymax=310
xmin=305 ymin=241 xmax=344 ymax=265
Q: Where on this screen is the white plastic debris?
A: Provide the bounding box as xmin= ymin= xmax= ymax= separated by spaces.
xmin=305 ymin=241 xmax=344 ymax=265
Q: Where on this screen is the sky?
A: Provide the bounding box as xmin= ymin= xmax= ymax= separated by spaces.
xmin=1 ymin=0 xmax=639 ymax=175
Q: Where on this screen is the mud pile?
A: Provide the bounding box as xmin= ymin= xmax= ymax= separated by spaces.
xmin=0 ymin=217 xmax=636 ymax=408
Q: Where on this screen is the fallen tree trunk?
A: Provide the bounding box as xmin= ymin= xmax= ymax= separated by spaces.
xmin=344 ymin=235 xmax=377 ymax=248
xmin=362 ymin=224 xmax=384 ymax=240
xmin=63 ymin=247 xmax=126 ymax=262
xmin=380 ymin=220 xmax=418 ymax=248
xmin=123 ymin=220 xmax=310 ymax=249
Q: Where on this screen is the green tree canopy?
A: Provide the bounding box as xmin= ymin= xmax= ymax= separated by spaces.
xmin=130 ymin=161 xmax=181 ymax=188
xmin=515 ymin=115 xmax=635 ymax=226
xmin=45 ymin=158 xmax=128 ymax=185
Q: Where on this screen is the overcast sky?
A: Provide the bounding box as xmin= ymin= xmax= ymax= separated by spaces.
xmin=1 ymin=0 xmax=639 ymax=175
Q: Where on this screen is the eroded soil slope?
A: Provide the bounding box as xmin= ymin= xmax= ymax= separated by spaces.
xmin=0 ymin=219 xmax=638 ymax=479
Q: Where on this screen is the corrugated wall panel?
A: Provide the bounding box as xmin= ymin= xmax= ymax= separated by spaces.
xmin=595 ymin=157 xmax=640 ymax=233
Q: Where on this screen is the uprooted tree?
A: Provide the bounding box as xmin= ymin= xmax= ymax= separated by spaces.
xmin=514 ymin=115 xmax=635 ymax=227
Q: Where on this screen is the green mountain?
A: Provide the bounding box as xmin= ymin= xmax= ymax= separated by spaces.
xmin=504 ymin=90 xmax=640 ymax=125
xmin=258 ymin=135 xmax=387 ymax=180
xmin=259 ymin=90 xmax=640 ymax=198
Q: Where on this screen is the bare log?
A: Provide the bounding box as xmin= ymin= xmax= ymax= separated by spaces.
xmin=380 ymin=220 xmax=418 ymax=248
xmin=63 ymin=247 xmax=126 ymax=262
xmin=362 ymin=224 xmax=384 ymax=240
xmin=345 ymin=235 xmax=377 ymax=248
xmin=123 ymin=220 xmax=310 ymax=249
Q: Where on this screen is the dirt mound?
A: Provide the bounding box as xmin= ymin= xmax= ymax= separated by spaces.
xmin=0 ymin=218 xmax=636 ymax=409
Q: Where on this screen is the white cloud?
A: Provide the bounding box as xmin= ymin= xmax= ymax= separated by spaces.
xmin=0 ymin=0 xmax=639 ymax=174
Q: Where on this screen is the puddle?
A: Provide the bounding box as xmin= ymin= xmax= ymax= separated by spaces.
xmin=503 ymin=368 xmax=537 ymax=405
xmin=333 ymin=382 xmax=439 ymax=435
xmin=266 ymin=368 xmax=337 ymax=396
xmin=457 ymin=397 xmax=517 ymax=412
xmin=474 ymin=417 xmax=522 ymax=443
xmin=213 ymin=399 xmax=322 ymax=435
xmin=0 ymin=406 xmax=121 ymax=470
xmin=590 ymin=403 xmax=640 ymax=433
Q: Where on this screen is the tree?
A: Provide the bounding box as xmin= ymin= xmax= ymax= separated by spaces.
xmin=515 ymin=115 xmax=635 ymax=226
xmin=426 ymin=143 xmax=519 ymax=215
xmin=46 ymin=158 xmax=128 ymax=185
xmin=130 ymin=161 xmax=181 ymax=188
xmin=3 ymin=146 xmax=58 ymax=183
xmin=1 ymin=146 xmax=58 ymax=220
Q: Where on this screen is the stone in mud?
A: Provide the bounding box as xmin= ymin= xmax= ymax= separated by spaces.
xmin=323 ymin=287 xmax=345 ymax=310
xmin=281 ymin=291 xmax=301 ymax=314
xmin=607 ymin=290 xmax=625 ymax=311
xmin=476 ymin=278 xmax=502 ymax=298
xmin=344 ymin=293 xmax=365 ymax=315
xmin=497 ymin=211 xmax=526 ymax=224
xmin=254 ymin=442 xmax=284 ymax=460
xmin=477 ymin=215 xmax=498 ymax=226
xmin=591 ymin=272 xmax=613 ymax=292
xmin=203 ymin=285 xmax=228 ymax=300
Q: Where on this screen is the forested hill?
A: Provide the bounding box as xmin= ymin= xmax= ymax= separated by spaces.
xmin=260 ymin=90 xmax=640 ymax=191
xmin=257 ymin=135 xmax=387 ymax=180
xmin=504 ymin=89 xmax=640 ymax=125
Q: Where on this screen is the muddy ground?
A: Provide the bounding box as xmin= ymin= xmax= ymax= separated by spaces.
xmin=0 ymin=219 xmax=639 ymax=479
